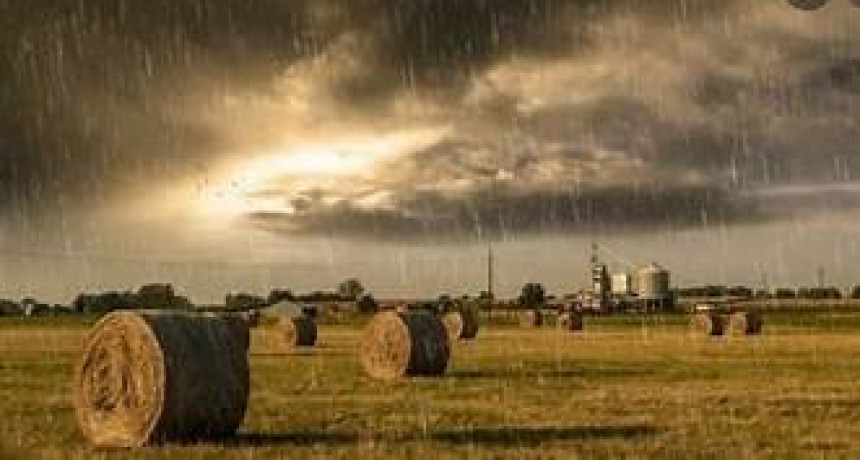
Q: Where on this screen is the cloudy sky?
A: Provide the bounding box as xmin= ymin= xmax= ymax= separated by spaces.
xmin=1 ymin=0 xmax=859 ymax=303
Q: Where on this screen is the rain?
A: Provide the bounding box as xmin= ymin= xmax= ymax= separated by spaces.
xmin=2 ymin=0 xmax=860 ymax=457
xmin=0 ymin=1 xmax=857 ymax=302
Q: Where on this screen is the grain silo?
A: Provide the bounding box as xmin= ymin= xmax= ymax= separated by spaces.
xmin=611 ymin=273 xmax=632 ymax=296
xmin=637 ymin=263 xmax=672 ymax=310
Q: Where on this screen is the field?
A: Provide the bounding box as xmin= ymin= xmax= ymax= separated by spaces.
xmin=2 ymin=313 xmax=860 ymax=459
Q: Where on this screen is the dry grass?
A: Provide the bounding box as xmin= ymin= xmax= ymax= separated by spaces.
xmin=2 ymin=314 xmax=860 ymax=458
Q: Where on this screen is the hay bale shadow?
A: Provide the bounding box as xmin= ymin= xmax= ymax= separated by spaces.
xmin=449 ymin=364 xmax=653 ymax=380
xmin=429 ymin=424 xmax=661 ymax=446
xmin=227 ymin=424 xmax=661 ymax=447
xmin=230 ymin=431 xmax=360 ymax=446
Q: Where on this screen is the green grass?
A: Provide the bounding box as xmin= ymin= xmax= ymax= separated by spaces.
xmin=1 ymin=313 xmax=860 ymax=459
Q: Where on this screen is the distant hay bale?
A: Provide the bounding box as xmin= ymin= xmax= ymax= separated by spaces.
xmin=360 ymin=310 xmax=450 ymax=380
xmin=728 ymin=311 xmax=763 ymax=336
xmin=441 ymin=308 xmax=480 ymax=342
xmin=520 ymin=310 xmax=544 ymax=328
xmin=73 ymin=311 xmax=249 ymax=448
xmin=559 ymin=311 xmax=584 ymax=332
xmin=459 ymin=307 xmax=480 ymax=339
xmin=690 ymin=312 xmax=726 ymax=337
xmin=281 ymin=315 xmax=318 ymax=348
xmin=441 ymin=311 xmax=463 ymax=343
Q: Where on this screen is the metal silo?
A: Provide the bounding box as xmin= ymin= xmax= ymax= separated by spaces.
xmin=611 ymin=273 xmax=632 ymax=296
xmin=637 ymin=263 xmax=671 ymax=301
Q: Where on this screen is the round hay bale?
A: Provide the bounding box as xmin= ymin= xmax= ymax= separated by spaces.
xmin=728 ymin=311 xmax=763 ymax=336
xmin=558 ymin=312 xmax=570 ymax=327
xmin=520 ymin=310 xmax=544 ymax=328
xmin=459 ymin=307 xmax=480 ymax=340
xmin=360 ymin=310 xmax=450 ymax=380
xmin=73 ymin=311 xmax=249 ymax=448
xmin=441 ymin=309 xmax=480 ymax=342
xmin=690 ymin=312 xmax=726 ymax=337
xmin=441 ymin=311 xmax=464 ymax=343
xmin=281 ymin=315 xmax=317 ymax=348
xmin=559 ymin=311 xmax=584 ymax=332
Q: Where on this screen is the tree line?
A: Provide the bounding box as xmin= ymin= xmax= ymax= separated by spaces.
xmin=3 ymin=278 xmax=860 ymax=319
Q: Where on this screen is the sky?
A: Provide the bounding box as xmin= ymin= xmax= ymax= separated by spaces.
xmin=0 ymin=0 xmax=859 ymax=304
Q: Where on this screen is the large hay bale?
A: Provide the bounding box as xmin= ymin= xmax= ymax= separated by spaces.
xmin=73 ymin=311 xmax=249 ymax=448
xmin=441 ymin=308 xmax=480 ymax=342
xmin=281 ymin=315 xmax=318 ymax=348
xmin=360 ymin=310 xmax=450 ymax=380
xmin=690 ymin=312 xmax=726 ymax=337
xmin=520 ymin=310 xmax=544 ymax=328
xmin=728 ymin=311 xmax=763 ymax=336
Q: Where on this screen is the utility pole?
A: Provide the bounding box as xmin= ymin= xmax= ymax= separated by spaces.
xmin=487 ymin=246 xmax=494 ymax=300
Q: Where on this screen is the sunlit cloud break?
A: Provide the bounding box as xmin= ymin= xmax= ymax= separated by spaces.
xmin=199 ymin=128 xmax=449 ymax=220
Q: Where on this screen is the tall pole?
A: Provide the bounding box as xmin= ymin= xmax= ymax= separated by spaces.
xmin=487 ymin=246 xmax=494 ymax=300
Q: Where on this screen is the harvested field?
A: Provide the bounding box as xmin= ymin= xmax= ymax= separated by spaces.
xmin=2 ymin=313 xmax=860 ymax=458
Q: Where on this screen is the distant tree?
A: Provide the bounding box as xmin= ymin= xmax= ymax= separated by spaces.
xmin=437 ymin=294 xmax=455 ymax=313
xmin=774 ymin=288 xmax=797 ymax=300
xmin=297 ymin=291 xmax=341 ymax=302
xmin=754 ymin=290 xmax=772 ymax=300
xmin=137 ymin=284 xmax=174 ymax=305
xmin=518 ymin=283 xmax=546 ymax=309
xmin=414 ymin=301 xmax=440 ymax=315
xmin=356 ymin=294 xmax=378 ymax=315
xmin=225 ymin=293 xmax=267 ymax=311
xmin=0 ymin=299 xmax=22 ymax=317
xmin=72 ymin=291 xmax=136 ymax=315
xmin=727 ymin=286 xmax=753 ymax=299
xmin=267 ymin=289 xmax=294 ymax=305
xmin=813 ymin=287 xmax=843 ymax=300
xmin=338 ymin=279 xmax=365 ymax=301
xmin=851 ymin=286 xmax=860 ymax=299
xmin=703 ymin=285 xmax=727 ymax=298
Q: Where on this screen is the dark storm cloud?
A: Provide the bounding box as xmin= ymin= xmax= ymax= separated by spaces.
xmin=232 ymin=1 xmax=860 ymax=239
xmin=0 ymin=0 xmax=650 ymax=217
xmin=0 ymin=0 xmax=354 ymax=218
xmin=247 ymin=183 xmax=752 ymax=241
xmin=1 ymin=0 xmax=859 ymax=239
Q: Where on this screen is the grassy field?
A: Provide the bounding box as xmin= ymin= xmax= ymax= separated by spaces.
xmin=1 ymin=314 xmax=860 ymax=459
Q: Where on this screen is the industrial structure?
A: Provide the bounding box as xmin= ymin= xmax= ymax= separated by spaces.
xmin=578 ymin=243 xmax=675 ymax=313
xmin=636 ymin=263 xmax=673 ymax=310
xmin=588 ymin=244 xmax=611 ymax=311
